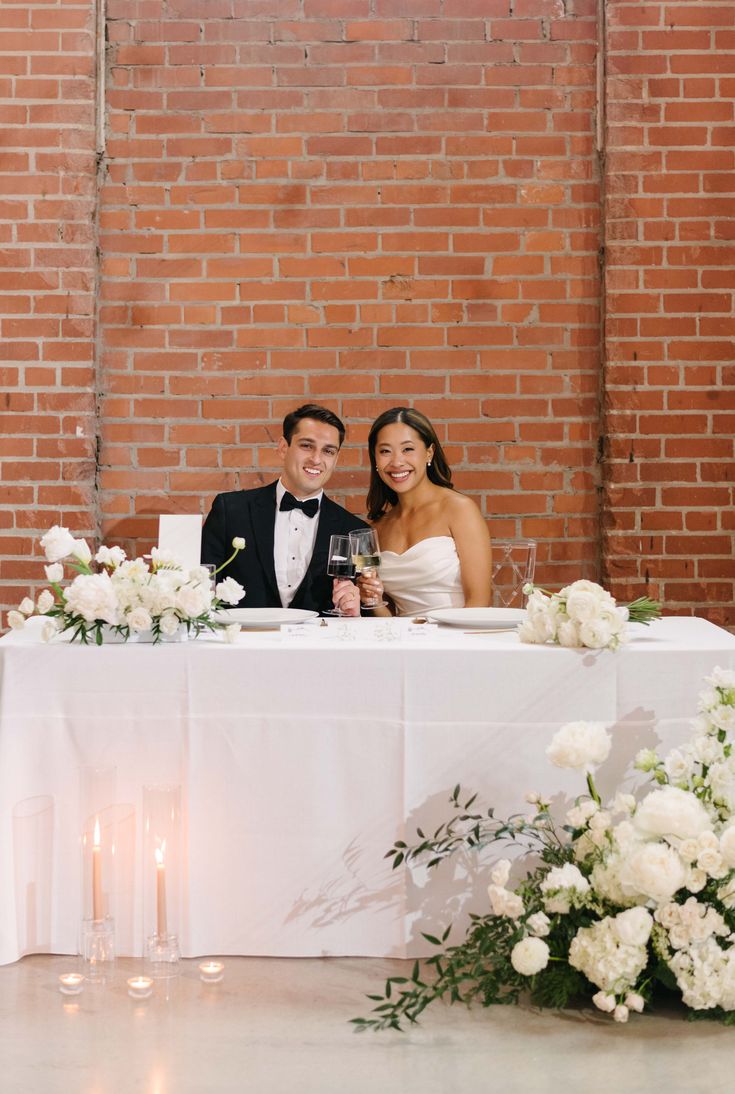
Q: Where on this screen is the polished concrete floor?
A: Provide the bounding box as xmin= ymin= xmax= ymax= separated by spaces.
xmin=0 ymin=954 xmax=733 ymax=1093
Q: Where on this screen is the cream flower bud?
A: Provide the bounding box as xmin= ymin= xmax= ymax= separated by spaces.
xmin=613 ymin=1004 xmax=629 ymax=1023
xmin=19 ymin=597 xmax=35 ymax=615
xmin=232 ymin=537 xmax=246 ymax=550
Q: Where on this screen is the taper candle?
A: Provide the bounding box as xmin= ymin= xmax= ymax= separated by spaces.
xmin=155 ymin=843 xmax=167 ymax=938
xmin=92 ymin=817 xmax=102 ymax=921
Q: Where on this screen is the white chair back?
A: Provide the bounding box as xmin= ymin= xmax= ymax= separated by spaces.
xmin=491 ymin=540 xmax=537 ymax=609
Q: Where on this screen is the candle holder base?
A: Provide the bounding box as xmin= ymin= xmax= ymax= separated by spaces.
xmin=145 ymin=932 xmax=180 ymax=978
xmin=81 ymin=916 xmax=115 ymax=980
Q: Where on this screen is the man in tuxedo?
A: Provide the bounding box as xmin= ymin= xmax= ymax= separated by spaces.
xmin=201 ymin=404 xmax=368 ymax=615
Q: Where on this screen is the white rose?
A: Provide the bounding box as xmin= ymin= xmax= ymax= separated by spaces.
xmin=592 ymin=991 xmax=616 ymax=1013
xmin=490 ymin=859 xmax=511 ymax=887
xmin=19 ymin=597 xmax=35 ymax=615
xmin=564 ymin=586 xmax=607 ymax=624
xmin=679 ymin=839 xmax=700 ymax=863
xmin=718 ymin=877 xmax=735 ymax=909
xmin=232 ymin=536 xmax=246 ymax=550
xmin=526 ymin=911 xmax=551 ymax=937
xmin=7 ymin=610 xmax=25 ymax=630
xmin=45 ymin=562 xmax=64 ymax=583
xmin=634 ymin=786 xmax=712 ymax=841
xmin=159 ymin=612 xmax=181 ymax=637
xmin=697 ymin=848 xmax=726 ymax=877
xmin=215 ymin=577 xmax=245 ymax=606
xmin=613 ymin=907 xmax=653 ymax=948
xmin=621 ymin=842 xmax=686 ymax=904
xmin=720 ymin=826 xmax=735 ymax=868
xmin=127 ymin=607 xmax=153 ymax=633
xmin=64 ymin=572 xmax=119 ymax=625
xmin=40 ymin=525 xmax=77 ymax=562
xmin=71 ymin=538 xmax=92 ymax=564
xmin=685 ymin=867 xmax=707 ymax=893
xmin=37 ymin=589 xmax=55 ymax=614
xmin=510 ymin=936 xmax=549 ymax=977
xmin=546 ymin=721 xmax=611 ymax=771
xmin=566 ymin=799 xmax=599 ymax=829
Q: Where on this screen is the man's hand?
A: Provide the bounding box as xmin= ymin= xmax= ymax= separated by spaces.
xmin=332 ymin=578 xmax=360 ymax=617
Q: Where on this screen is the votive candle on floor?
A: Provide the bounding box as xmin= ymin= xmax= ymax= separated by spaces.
xmin=127 ymin=976 xmax=154 ymax=999
xmin=59 ymin=973 xmax=85 ymax=995
xmin=198 ymin=961 xmax=224 ymax=983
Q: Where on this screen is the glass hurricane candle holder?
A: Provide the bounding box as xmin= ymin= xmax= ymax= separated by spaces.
xmin=81 ymin=915 xmax=115 ymax=980
xmin=143 ymin=785 xmax=183 ymax=978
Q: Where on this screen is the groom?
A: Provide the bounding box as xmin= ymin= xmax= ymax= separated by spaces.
xmin=201 ymin=404 xmax=367 ymax=615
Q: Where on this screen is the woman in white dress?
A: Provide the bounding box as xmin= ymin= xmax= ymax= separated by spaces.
xmin=358 ymin=407 xmax=492 ymax=616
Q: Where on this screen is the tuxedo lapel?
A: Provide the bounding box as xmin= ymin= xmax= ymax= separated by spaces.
xmin=250 ymin=483 xmax=280 ymax=605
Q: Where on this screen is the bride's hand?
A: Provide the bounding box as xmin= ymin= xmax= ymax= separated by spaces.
xmin=357 ymin=573 xmax=384 ymax=606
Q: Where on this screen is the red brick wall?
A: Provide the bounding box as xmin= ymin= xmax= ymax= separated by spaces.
xmin=4 ymin=0 xmax=734 ymax=629
xmin=98 ymin=0 xmax=601 ymax=587
xmin=604 ymin=0 xmax=735 ymax=627
xmin=0 ymin=0 xmax=99 ymax=610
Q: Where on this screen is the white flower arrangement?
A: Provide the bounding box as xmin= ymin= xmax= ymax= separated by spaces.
xmin=518 ymin=579 xmax=661 ymax=650
xmin=356 ymin=666 xmax=735 ymax=1030
xmin=7 ymin=525 xmax=246 ymax=645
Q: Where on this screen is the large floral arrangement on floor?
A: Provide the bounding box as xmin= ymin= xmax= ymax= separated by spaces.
xmin=355 ymin=666 xmax=735 ymax=1030
xmin=518 ymin=580 xmax=661 ymax=651
xmin=6 ymin=525 xmax=245 ymax=644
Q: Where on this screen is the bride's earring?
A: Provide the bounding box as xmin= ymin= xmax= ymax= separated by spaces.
xmin=427 ymin=459 xmax=432 ymax=467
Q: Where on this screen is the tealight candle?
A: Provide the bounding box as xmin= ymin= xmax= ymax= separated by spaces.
xmin=198 ymin=960 xmax=224 ymax=983
xmin=127 ymin=975 xmax=154 ymax=1000
xmin=58 ymin=973 xmax=84 ymax=995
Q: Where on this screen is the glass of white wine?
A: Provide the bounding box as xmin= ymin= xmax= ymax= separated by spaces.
xmin=324 ymin=534 xmax=356 ymax=616
xmin=349 ymin=528 xmax=385 ymax=609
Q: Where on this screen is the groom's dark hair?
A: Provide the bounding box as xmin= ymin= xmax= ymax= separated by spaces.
xmin=282 ymin=404 xmax=345 ymax=448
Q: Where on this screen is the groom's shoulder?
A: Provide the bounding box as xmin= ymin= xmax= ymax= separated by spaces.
xmin=323 ymin=493 xmax=368 ymax=529
xmin=215 ymin=482 xmax=276 ymax=508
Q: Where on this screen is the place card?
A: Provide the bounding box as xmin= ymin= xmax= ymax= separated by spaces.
xmin=157 ymin=515 xmax=203 ymax=571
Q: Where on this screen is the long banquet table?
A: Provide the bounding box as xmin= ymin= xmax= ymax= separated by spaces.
xmin=1 ymin=615 xmax=734 ymax=965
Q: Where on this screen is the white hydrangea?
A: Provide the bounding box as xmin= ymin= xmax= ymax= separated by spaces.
xmin=569 ymin=915 xmax=648 ymax=994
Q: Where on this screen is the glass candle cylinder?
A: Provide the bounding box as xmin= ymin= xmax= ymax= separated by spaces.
xmin=143 ymin=785 xmax=183 ymax=977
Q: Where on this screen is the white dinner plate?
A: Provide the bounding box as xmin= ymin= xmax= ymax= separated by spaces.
xmin=426 ymin=607 xmax=526 ymax=630
xmin=212 ymin=608 xmax=319 ymax=628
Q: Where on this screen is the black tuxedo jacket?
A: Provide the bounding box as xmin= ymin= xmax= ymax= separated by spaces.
xmin=201 ymin=482 xmax=368 ymax=614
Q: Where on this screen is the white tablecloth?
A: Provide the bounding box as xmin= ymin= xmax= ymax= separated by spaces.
xmin=1 ymin=616 xmax=734 ymax=964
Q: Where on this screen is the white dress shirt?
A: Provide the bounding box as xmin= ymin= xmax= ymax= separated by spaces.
xmin=274 ymin=480 xmax=323 ymax=607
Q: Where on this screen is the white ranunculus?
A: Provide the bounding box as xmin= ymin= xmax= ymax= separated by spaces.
xmin=224 ymin=623 xmax=241 ymax=643
xmin=232 ymin=536 xmax=245 ymax=550
xmin=613 ymin=907 xmax=653 ymax=948
xmin=578 ymin=617 xmax=616 ymax=649
xmin=71 ymin=538 xmax=92 ymax=564
xmin=175 ymin=584 xmax=208 ymax=618
xmin=19 ymin=597 xmax=35 ymax=615
xmin=96 ymin=545 xmax=126 ymax=568
xmin=526 ymin=911 xmax=551 ymax=938
xmin=127 ymin=607 xmax=153 ymax=633
xmin=634 ymin=786 xmax=712 ymax=841
xmin=37 ymin=589 xmax=55 ymax=614
xmin=547 ymin=721 xmax=611 ymax=771
xmin=510 ymin=937 xmax=549 ymax=976
xmin=564 ymin=584 xmax=609 ymax=624
xmin=215 ymin=577 xmax=245 ymax=606
xmin=517 ymin=620 xmax=546 ymax=645
xmin=556 ymin=619 xmax=582 ymax=648
xmin=150 ymin=547 xmax=183 ymax=568
xmin=64 ymin=572 xmax=119 ymax=625
xmin=45 ymin=562 xmax=64 ymax=583
xmin=159 ymin=612 xmax=181 ymax=637
xmin=40 ymin=525 xmax=77 ymax=562
xmin=621 ymin=841 xmax=686 ymax=904
xmin=7 ymin=610 xmax=25 ymax=630
xmin=719 ymin=826 xmax=735 ymax=868
xmin=490 ymin=859 xmax=511 ymax=887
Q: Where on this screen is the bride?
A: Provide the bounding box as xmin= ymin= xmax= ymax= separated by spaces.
xmin=358 ymin=407 xmax=492 ymax=617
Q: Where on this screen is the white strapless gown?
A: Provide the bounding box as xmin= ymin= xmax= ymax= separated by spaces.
xmin=380 ymin=536 xmax=464 ymax=617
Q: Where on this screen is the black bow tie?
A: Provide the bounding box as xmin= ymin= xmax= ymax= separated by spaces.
xmin=279 ymin=492 xmax=320 ymax=518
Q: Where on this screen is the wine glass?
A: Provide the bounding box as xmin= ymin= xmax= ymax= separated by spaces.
xmin=324 ymin=534 xmax=356 ymax=616
xmin=349 ymin=528 xmax=385 ymax=609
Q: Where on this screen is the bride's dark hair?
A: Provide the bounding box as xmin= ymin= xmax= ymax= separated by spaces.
xmin=366 ymin=407 xmax=453 ymax=522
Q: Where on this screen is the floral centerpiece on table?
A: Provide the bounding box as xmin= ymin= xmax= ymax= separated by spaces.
xmin=354 ymin=666 xmax=735 ymax=1030
xmin=6 ymin=524 xmax=245 ymax=644
xmin=518 ymin=579 xmax=661 ymax=651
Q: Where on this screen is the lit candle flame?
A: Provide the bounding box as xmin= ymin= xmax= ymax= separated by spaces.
xmin=155 ymin=840 xmax=165 ymax=866
xmin=93 ymin=817 xmax=100 ymax=848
